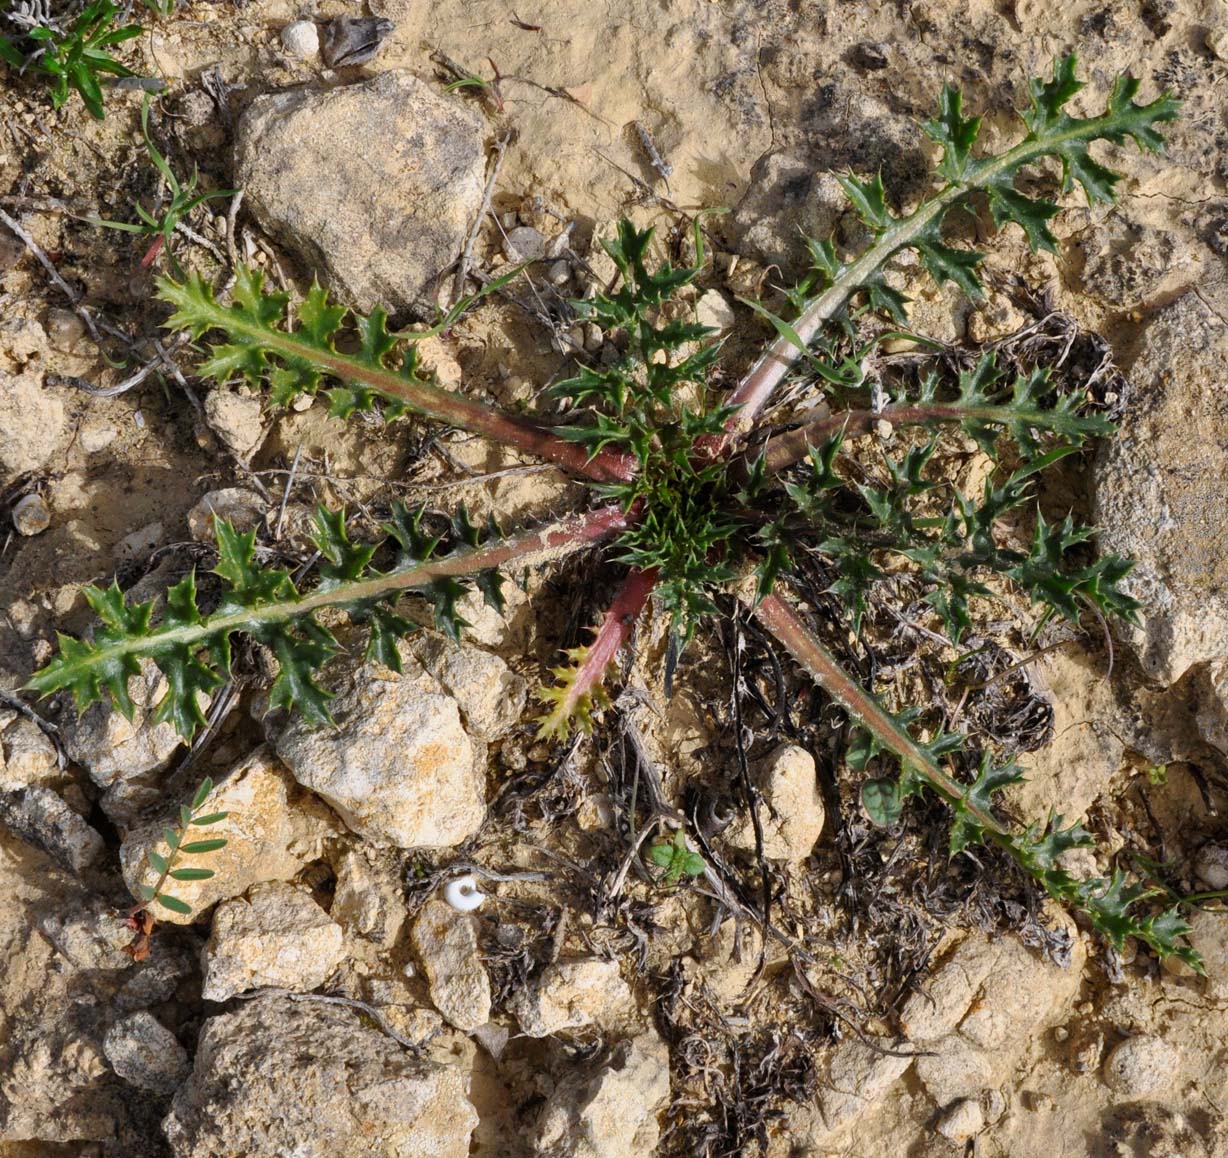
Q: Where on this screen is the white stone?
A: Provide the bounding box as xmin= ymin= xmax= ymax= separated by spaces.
xmin=280 ymin=19 xmax=319 ymax=58
xmin=0 ymin=369 xmax=63 ymax=481
xmin=695 ymin=289 xmax=736 ymax=332
xmin=1193 ymin=842 xmax=1228 ymax=891
xmin=411 ymin=635 xmax=528 ymax=740
xmin=204 ymin=390 xmax=266 ymax=462
xmin=186 ymin=487 xmax=266 ymax=543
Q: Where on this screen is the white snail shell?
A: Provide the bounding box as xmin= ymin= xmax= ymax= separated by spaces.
xmin=443 ymin=874 xmax=486 ymax=912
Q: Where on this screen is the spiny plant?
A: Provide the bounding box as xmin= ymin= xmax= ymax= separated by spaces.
xmin=29 ymin=58 xmax=1200 ymax=968
xmin=0 ymin=0 xmax=140 ymax=120
xmin=92 ymin=95 xmax=234 ymax=271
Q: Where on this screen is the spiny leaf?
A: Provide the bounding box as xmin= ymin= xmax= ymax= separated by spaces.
xmin=925 ymin=84 xmax=981 ymax=182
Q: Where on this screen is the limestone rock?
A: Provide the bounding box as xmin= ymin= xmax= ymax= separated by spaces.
xmin=935 ymin=1098 xmax=984 ymax=1144
xmin=695 ymin=289 xmax=736 ymax=332
xmin=0 ymin=715 xmax=59 ymax=790
xmin=280 ymin=18 xmax=319 ymax=59
xmin=1011 ymin=649 xmax=1124 ymax=822
xmin=121 ymin=746 xmax=335 ymax=924
xmin=59 ymin=658 xmax=194 ymax=820
xmin=163 ymin=996 xmax=478 ymax=1157
xmin=1193 ymin=841 xmax=1228 ymax=891
xmin=535 ymin=1032 xmax=670 ymax=1157
xmin=0 ymin=368 xmax=64 ymax=481
xmin=1094 ymin=293 xmax=1228 ymax=683
xmin=731 ymin=153 xmax=848 ymax=274
xmin=275 ymin=653 xmax=484 ymax=849
xmin=411 ymin=899 xmax=491 ymax=1031
xmin=200 ymin=881 xmax=344 ymax=1002
xmin=1185 ymin=909 xmax=1228 ymax=1002
xmin=0 ymin=785 xmax=104 ymax=874
xmin=186 ymin=487 xmax=267 ymax=543
xmin=103 ymin=1012 xmax=190 ymax=1095
xmin=509 ymin=958 xmax=633 ymax=1038
xmin=411 ymin=635 xmax=528 ymax=740
xmin=331 ymin=844 xmax=409 ymax=948
xmin=726 ymin=744 xmax=824 ymax=861
xmin=234 ymin=72 xmax=486 ymax=317
xmin=204 ymin=390 xmax=266 ymax=462
xmin=1102 ymin=1035 xmax=1180 ymax=1097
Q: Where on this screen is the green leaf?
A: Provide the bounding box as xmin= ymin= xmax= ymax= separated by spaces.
xmin=169 ymin=867 xmax=215 ymax=881
xmin=191 ymin=777 xmax=215 ymax=810
xmin=862 ymin=776 xmax=904 ymax=827
xmin=180 ymin=838 xmax=228 ymax=854
xmin=156 ymin=894 xmax=193 ymax=915
xmin=191 ymin=812 xmax=229 ymax=826
xmin=147 ymin=850 xmax=169 ymax=875
xmin=836 ymin=171 xmax=893 ymax=232
xmin=924 ymin=84 xmax=982 ymax=182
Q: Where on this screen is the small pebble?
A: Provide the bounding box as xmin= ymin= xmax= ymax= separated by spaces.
xmin=79 ymin=420 xmax=119 ymax=454
xmin=582 ymin=321 xmax=603 ymax=353
xmin=11 ymin=494 xmax=50 ymax=536
xmin=546 ymin=259 xmax=571 ymax=287
xmin=1101 ymin=1035 xmax=1179 ymax=1096
xmin=291 ymin=393 xmax=314 ymax=412
xmin=1193 ymin=842 xmax=1228 ymax=891
xmin=935 ymin=1099 xmax=983 ymax=1143
xmin=504 ymin=226 xmax=548 ymax=263
xmin=280 ymin=19 xmax=320 ymax=59
xmin=696 ymin=289 xmax=736 ymax=332
xmin=1208 ymin=27 xmax=1228 ymax=61
xmin=45 ymin=307 xmax=86 ymax=353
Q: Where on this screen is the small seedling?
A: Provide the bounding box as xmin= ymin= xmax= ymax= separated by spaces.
xmin=124 ymin=775 xmax=228 ymax=958
xmin=30 ymin=58 xmax=1202 ymax=970
xmin=649 ymin=829 xmax=707 ymax=886
xmin=0 ymin=0 xmax=140 ymax=120
xmin=91 ymin=95 xmax=234 ymax=270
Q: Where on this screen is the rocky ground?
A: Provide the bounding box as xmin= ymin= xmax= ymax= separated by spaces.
xmin=1 ymin=0 xmax=1228 ymax=1155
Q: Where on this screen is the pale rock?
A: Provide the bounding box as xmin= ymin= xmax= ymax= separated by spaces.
xmin=1094 ymin=293 xmax=1228 ymax=683
xmin=163 ymin=996 xmax=478 ymax=1157
xmin=186 ymin=487 xmax=267 ymax=542
xmin=1196 ymin=658 xmax=1228 ymax=754
xmin=204 ymin=390 xmax=266 ymax=462
xmin=1193 ymin=842 xmax=1228 ymax=891
xmin=509 ymin=958 xmax=633 ymax=1038
xmin=114 ymin=520 xmax=163 ymax=565
xmin=0 ymin=714 xmax=59 ymax=789
xmin=815 ymin=1039 xmax=913 ymax=1132
xmin=201 ymin=881 xmax=344 ymax=1002
xmin=331 ymin=844 xmax=409 ymax=948
xmin=45 ymin=307 xmax=86 ymax=353
xmin=935 ymin=1098 xmax=984 ymax=1144
xmin=59 ymin=659 xmax=195 ymax=820
xmin=416 ymin=335 xmax=463 ymax=385
xmin=1185 ymin=908 xmax=1228 ymax=1001
xmin=454 ymin=581 xmax=528 ymax=648
xmin=121 ymin=746 xmax=335 ymax=924
xmin=535 ymin=1031 xmax=670 ymax=1157
xmin=235 ymin=72 xmax=486 ymax=317
xmin=912 ymin=1041 xmax=994 ymax=1106
xmin=38 ymin=896 xmax=134 ymax=970
xmin=726 ymin=744 xmax=824 ymax=861
xmin=695 ymin=289 xmax=736 ymax=332
xmin=411 ymin=634 xmax=528 ymax=740
xmin=0 ymin=314 xmax=48 ymax=369
xmin=732 ymin=154 xmax=847 ymax=273
xmin=276 ymin=652 xmax=485 ymax=849
xmin=103 ymin=1012 xmax=190 ymax=1095
xmin=79 ymin=417 xmax=119 ymax=453
xmin=0 ymin=785 xmax=104 ymax=873
xmin=0 ymin=368 xmax=64 ymax=480
xmin=504 ymin=226 xmax=548 ymax=262
xmin=280 ymin=18 xmax=319 ymax=58
xmin=1011 ymin=649 xmax=1124 ymax=821
xmin=1209 ymin=26 xmax=1228 ymax=60
xmin=11 ymin=492 xmax=50 ymax=535
xmin=115 ymin=947 xmax=195 ymax=1012
xmin=1102 ymin=1035 xmax=1180 ymax=1096
xmin=411 ymin=899 xmax=491 ymax=1031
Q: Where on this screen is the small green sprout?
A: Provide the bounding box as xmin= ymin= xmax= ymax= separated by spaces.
xmin=648 ymin=830 xmax=707 ymax=886
xmin=91 ymin=95 xmax=234 ymax=270
xmin=0 ymin=0 xmax=141 ymax=120
xmin=133 ymin=776 xmax=228 ymax=919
